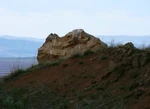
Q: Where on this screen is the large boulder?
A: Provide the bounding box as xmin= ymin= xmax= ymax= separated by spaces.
xmin=37 ymin=29 xmax=107 ymax=62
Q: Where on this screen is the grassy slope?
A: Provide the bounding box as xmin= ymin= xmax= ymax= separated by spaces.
xmin=1 ymin=44 xmax=150 ymax=109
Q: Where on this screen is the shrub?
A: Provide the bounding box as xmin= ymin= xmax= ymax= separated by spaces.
xmin=79 ymin=61 xmax=84 ymax=65
xmin=62 ymin=64 xmax=68 ymax=68
xmin=109 ymin=39 xmax=123 ymax=48
xmin=130 ymin=72 xmax=139 ymax=78
xmin=3 ymin=69 xmax=26 ymax=81
xmin=83 ymin=50 xmax=94 ymax=56
xmin=33 ymin=61 xmax=61 ymax=69
xmin=100 ymin=55 xmax=108 ymax=60
xmin=71 ymin=53 xmax=82 ymax=58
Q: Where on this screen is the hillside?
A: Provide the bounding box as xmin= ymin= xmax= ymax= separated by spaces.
xmin=0 ymin=43 xmax=150 ymax=109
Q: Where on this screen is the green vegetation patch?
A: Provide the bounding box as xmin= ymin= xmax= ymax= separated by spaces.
xmin=3 ymin=69 xmax=27 ymax=81
xmin=0 ymin=86 xmax=69 ymax=109
xmin=62 ymin=63 xmax=68 ymax=68
xmin=100 ymin=55 xmax=108 ymax=60
xmin=83 ymin=50 xmax=94 ymax=56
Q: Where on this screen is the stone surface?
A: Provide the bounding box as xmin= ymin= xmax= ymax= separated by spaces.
xmin=37 ymin=29 xmax=107 ymax=62
xmin=132 ymin=54 xmax=140 ymax=67
xmin=132 ymin=53 xmax=149 ymax=67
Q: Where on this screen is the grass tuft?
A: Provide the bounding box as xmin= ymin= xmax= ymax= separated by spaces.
xmin=3 ymin=69 xmax=27 ymax=81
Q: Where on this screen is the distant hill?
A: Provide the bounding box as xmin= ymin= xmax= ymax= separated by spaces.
xmin=0 ymin=35 xmax=44 ymax=57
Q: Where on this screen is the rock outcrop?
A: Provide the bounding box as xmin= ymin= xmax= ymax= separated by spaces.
xmin=37 ymin=29 xmax=107 ymax=62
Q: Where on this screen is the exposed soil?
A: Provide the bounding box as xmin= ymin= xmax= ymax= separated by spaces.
xmin=1 ymin=44 xmax=150 ymax=109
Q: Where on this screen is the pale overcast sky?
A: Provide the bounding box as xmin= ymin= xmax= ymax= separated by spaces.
xmin=0 ymin=0 xmax=150 ymax=38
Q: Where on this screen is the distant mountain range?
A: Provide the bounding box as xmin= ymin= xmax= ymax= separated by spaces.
xmin=0 ymin=35 xmax=150 ymax=57
xmin=0 ymin=35 xmax=44 ymax=57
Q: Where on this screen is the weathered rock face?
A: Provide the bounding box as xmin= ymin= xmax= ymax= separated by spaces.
xmin=37 ymin=29 xmax=107 ymax=62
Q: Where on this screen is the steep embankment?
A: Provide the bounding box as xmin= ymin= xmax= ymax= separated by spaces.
xmin=1 ymin=43 xmax=150 ymax=109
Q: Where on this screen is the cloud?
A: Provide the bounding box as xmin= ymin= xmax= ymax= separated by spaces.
xmin=0 ymin=8 xmax=150 ymax=38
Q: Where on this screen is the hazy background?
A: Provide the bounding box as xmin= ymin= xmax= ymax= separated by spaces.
xmin=0 ymin=0 xmax=150 ymax=57
xmin=0 ymin=0 xmax=150 ymax=39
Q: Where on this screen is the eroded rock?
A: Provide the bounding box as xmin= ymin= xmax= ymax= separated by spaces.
xmin=37 ymin=29 xmax=107 ymax=62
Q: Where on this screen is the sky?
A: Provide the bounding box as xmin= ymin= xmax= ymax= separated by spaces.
xmin=0 ymin=0 xmax=150 ymax=39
